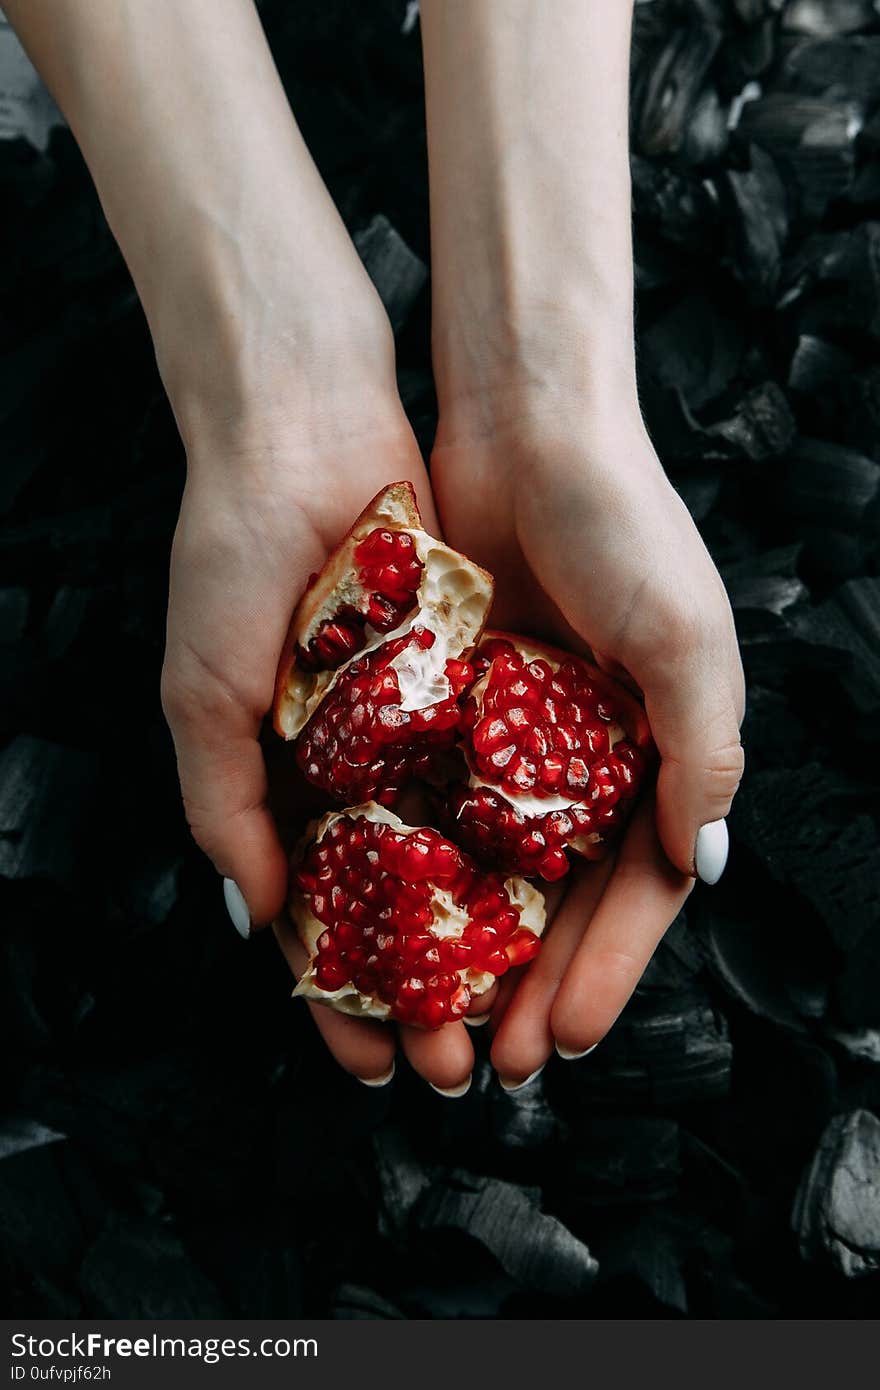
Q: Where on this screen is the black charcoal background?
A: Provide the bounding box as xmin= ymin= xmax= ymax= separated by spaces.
xmin=1 ymin=0 xmax=879 ymax=1320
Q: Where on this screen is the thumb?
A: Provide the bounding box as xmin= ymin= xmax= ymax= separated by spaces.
xmin=644 ymin=650 xmax=744 ymax=884
xmin=162 ymin=672 xmax=289 ymax=932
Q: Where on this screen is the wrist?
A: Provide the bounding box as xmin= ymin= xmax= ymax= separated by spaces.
xmin=150 ymin=231 xmax=397 ymax=461
xmin=432 ymin=292 xmax=640 ymax=450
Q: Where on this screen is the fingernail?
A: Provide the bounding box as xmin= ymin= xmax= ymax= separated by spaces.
xmin=357 ymin=1062 xmax=395 ymax=1088
xmin=429 ymin=1075 xmax=472 ymax=1099
xmin=464 ymin=1013 xmax=491 ymax=1028
xmin=695 ymin=818 xmax=729 ymax=885
xmin=555 ymin=1041 xmax=599 ymax=1061
xmin=223 ymin=877 xmax=251 ymax=939
xmin=499 ymin=1065 xmax=545 ymax=1092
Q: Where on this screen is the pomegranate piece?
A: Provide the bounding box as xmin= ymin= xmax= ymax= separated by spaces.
xmin=296 ymin=626 xmax=473 ymax=804
xmin=274 ymin=481 xmax=493 ymax=805
xmin=449 ymin=634 xmax=654 ymax=880
xmin=290 ymin=803 xmax=546 ymax=1027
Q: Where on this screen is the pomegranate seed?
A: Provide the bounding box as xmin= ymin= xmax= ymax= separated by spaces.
xmin=295 ymin=813 xmax=540 ymax=1028
xmin=449 ymin=636 xmax=652 ymax=879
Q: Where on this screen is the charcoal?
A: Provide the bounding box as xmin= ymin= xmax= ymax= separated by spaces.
xmin=78 ymin=1216 xmax=227 ymax=1317
xmin=354 ymin=214 xmax=426 ymax=334
xmin=793 ymin=578 xmax=880 ymax=715
xmin=330 ymin=1284 xmax=405 ymax=1319
xmin=683 ymin=86 xmax=729 ymax=165
xmin=557 ymin=1117 xmax=682 ymax=1207
xmin=0 ymin=1115 xmax=65 ymax=1161
xmin=489 ymin=1072 xmax=562 ymax=1152
xmin=734 ymin=0 xmax=784 ymax=23
xmin=777 ymin=436 xmax=880 ymax=534
xmin=597 ymin=1215 xmax=689 ymax=1315
xmin=836 ymin=927 xmax=880 ymax=1028
xmin=787 ymin=334 xmax=856 ymax=392
xmin=782 ymin=225 xmax=880 ymax=339
xmin=737 ymin=93 xmax=861 ymax=220
xmin=551 ymin=994 xmax=733 ymax=1110
xmin=792 ymin=1110 xmax=880 ymax=1277
xmin=0 ymin=585 xmax=28 ymax=643
xmin=703 ymin=906 xmax=815 ymax=1031
xmin=372 ymin=1124 xmax=431 ymax=1241
xmin=633 ymin=22 xmax=723 ymax=157
xmin=780 ymin=35 xmax=880 ymax=103
xmin=43 ymin=584 xmax=92 ymax=662
xmin=719 ymin=144 xmax=789 ymax=299
xmin=641 ymin=294 xmax=745 ymax=410
xmin=4 ymin=0 xmax=880 ymax=1322
xmin=730 ymin=764 xmax=880 ymax=952
xmin=630 ymin=155 xmax=721 ymax=251
xmin=704 ymin=380 xmax=796 ymax=458
xmin=782 ymin=0 xmax=880 ymax=37
xmin=825 ymin=1027 xmax=880 ymax=1064
xmin=0 ymin=735 xmax=98 ymax=888
xmin=674 ymin=470 xmax=723 ymax=521
xmin=415 ymin=1170 xmax=597 ymax=1298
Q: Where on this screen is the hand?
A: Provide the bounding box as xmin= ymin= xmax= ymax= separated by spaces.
xmin=161 ymin=346 xmax=490 ymax=1095
xmin=430 ymin=395 xmax=745 ymax=1086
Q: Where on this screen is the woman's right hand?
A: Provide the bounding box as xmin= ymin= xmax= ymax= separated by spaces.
xmin=160 ymin=319 xmax=482 ymax=1096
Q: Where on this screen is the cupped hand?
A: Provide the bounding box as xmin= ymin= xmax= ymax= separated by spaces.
xmin=161 ymin=385 xmax=481 ymax=1094
xmin=430 ymin=402 xmax=745 ymax=1085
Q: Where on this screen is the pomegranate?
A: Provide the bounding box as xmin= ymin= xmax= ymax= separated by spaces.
xmin=274 ymin=482 xmax=493 ymax=804
xmin=448 ymin=634 xmax=654 ymax=881
xmin=290 ymin=803 xmax=545 ymax=1028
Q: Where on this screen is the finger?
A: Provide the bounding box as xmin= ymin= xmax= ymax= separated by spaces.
xmin=273 ymin=917 xmax=396 ymax=1083
xmin=644 ymin=631 xmax=745 ymax=883
xmin=551 ymin=795 xmax=693 ymax=1055
xmin=490 ymin=856 xmax=614 ymax=1085
xmin=483 ymin=873 xmax=570 ymax=1036
xmin=465 ymin=982 xmax=497 ymax=1025
xmin=399 ymin=1020 xmax=475 ymax=1095
xmin=164 ymin=679 xmax=289 ymax=928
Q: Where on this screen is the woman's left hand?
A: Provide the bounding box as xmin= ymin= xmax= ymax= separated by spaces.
xmin=430 ymin=397 xmax=744 ymax=1086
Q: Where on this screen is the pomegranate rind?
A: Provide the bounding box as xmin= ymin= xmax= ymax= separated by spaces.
xmin=457 ymin=631 xmax=654 ymax=866
xmin=288 ymin=802 xmax=545 ymax=1024
xmin=273 ymin=482 xmax=493 ymax=741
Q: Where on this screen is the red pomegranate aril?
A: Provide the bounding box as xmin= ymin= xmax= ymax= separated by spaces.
xmin=448 ymin=634 xmax=653 ymax=880
xmin=316 ymin=959 xmax=348 ymax=991
xmin=293 ymin=811 xmax=543 ymax=1028
xmin=296 ymin=626 xmax=467 ymax=804
xmin=506 ymin=928 xmax=542 ymax=966
xmin=538 ymin=848 xmax=570 ymax=881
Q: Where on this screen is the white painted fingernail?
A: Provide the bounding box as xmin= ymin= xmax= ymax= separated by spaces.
xmin=358 ymin=1062 xmax=395 ymax=1088
xmin=430 ymin=1075 xmax=472 ymax=1098
xmin=464 ymin=1013 xmax=491 ymax=1028
xmin=223 ymin=878 xmax=251 ymax=938
xmin=499 ymin=1065 xmax=545 ymax=1092
xmin=556 ymin=1042 xmax=599 ymax=1061
xmin=695 ymin=818 xmax=729 ymax=885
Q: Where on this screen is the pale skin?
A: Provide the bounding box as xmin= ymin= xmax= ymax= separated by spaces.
xmin=6 ymin=1 xmax=743 ymax=1092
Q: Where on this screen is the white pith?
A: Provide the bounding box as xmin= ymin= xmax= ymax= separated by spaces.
xmin=461 ymin=645 xmax=627 ymax=846
xmin=289 ymin=802 xmax=546 ymax=1023
xmin=278 ymin=509 xmax=493 ymax=740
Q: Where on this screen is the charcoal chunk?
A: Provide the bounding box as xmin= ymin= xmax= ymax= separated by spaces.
xmin=782 ymin=0 xmax=880 ymax=37
xmin=634 ymin=22 xmax=723 ymax=156
xmin=354 ymin=214 xmax=426 ymax=334
xmin=792 ymin=1110 xmax=880 ymax=1277
xmin=719 ymin=144 xmax=789 ymax=298
xmin=0 ymin=736 xmax=98 ymax=888
xmin=415 ymin=1171 xmax=597 ymax=1298
xmin=730 ymin=764 xmax=880 ymax=951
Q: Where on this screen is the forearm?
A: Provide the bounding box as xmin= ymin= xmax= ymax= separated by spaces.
xmin=3 ymin=0 xmax=392 ymax=442
xmin=420 ymin=0 xmax=637 ymax=427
